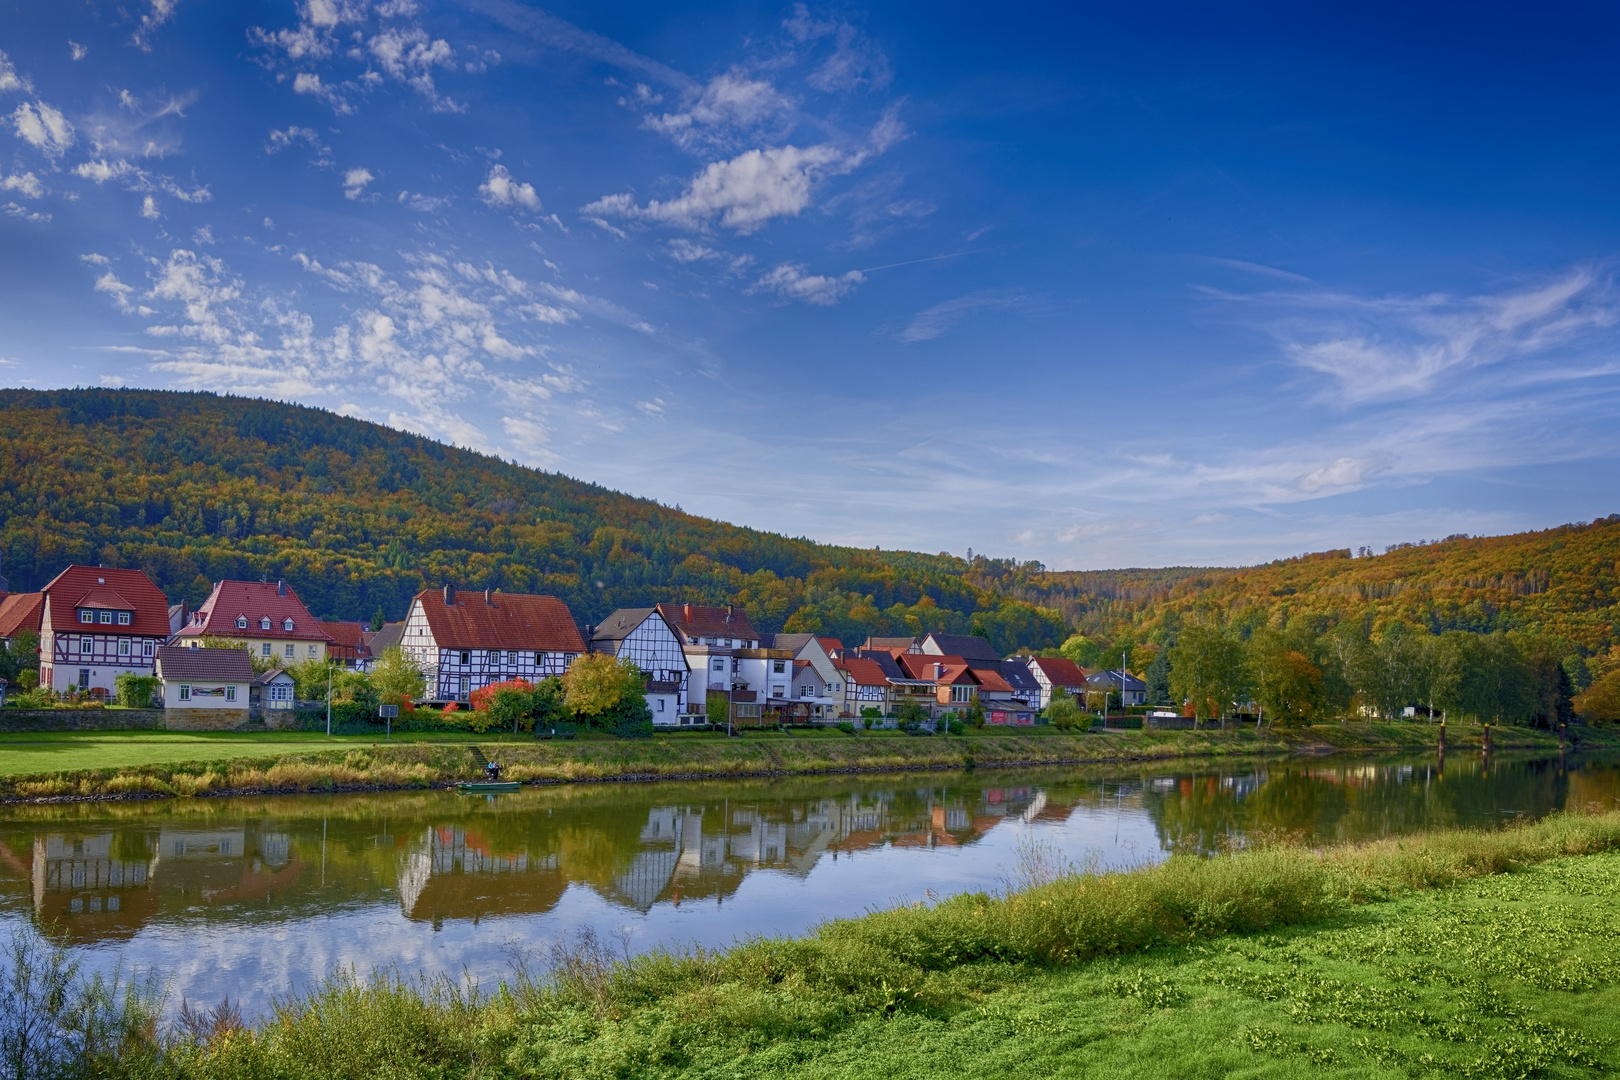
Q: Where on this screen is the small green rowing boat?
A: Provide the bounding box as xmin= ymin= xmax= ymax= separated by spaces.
xmin=456 ymin=781 xmax=521 ymax=794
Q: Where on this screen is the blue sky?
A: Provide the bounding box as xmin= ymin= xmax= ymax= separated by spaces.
xmin=3 ymin=2 xmax=1619 ymax=569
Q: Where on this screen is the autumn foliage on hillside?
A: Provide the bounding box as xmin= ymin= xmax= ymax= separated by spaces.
xmin=0 ymin=389 xmax=1065 ymax=652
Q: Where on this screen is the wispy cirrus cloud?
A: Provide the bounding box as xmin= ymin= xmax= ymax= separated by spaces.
xmin=896 ymin=289 xmax=1028 ymax=342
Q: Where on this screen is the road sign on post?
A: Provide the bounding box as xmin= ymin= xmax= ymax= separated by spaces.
xmin=379 ymin=703 xmax=399 ymax=739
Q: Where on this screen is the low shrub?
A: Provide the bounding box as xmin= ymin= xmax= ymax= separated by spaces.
xmin=836 ymin=721 xmax=856 ymax=735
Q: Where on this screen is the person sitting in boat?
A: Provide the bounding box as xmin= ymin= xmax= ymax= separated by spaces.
xmin=484 ymin=759 xmax=502 ymax=782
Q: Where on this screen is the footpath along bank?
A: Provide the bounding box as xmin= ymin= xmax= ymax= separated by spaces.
xmin=0 ymin=722 xmax=1606 ymax=802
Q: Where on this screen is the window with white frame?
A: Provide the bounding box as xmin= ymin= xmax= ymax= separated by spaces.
xmin=772 ymin=660 xmax=786 ymax=674
xmin=951 ymin=685 xmax=972 ymax=702
xmin=711 ymin=659 xmax=724 ymax=671
xmin=307 ymin=645 xmax=317 ymax=657
xmin=143 ymin=641 xmax=154 ymax=657
xmin=179 ymin=685 xmax=190 ymax=701
xmin=285 ymin=644 xmax=295 ymax=658
xmin=226 ymin=686 xmax=237 ymax=701
xmin=236 ymin=616 xmax=248 ymax=629
xmin=79 ymin=637 xmax=92 ymax=654
xmin=99 ymin=611 xmax=112 ymax=624
xmin=262 ymin=643 xmax=272 ymax=657
xmin=283 ymin=618 xmax=294 ymax=631
xmin=118 ymin=639 xmax=130 ymax=656
xmin=80 ymin=610 xmax=93 ymax=623
xmin=260 ymin=617 xmax=271 ymax=631
xmin=118 ymin=612 xmax=131 ymax=625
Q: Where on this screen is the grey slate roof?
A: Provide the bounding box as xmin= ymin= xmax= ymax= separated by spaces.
xmin=768 ymin=632 xmax=817 ymax=653
xmin=923 ymin=633 xmax=999 ymax=662
xmin=590 ymin=608 xmax=658 ymax=645
xmin=369 ymin=621 xmax=405 ymax=654
xmin=991 ymin=660 xmax=1043 ymax=696
xmin=157 ymin=645 xmax=255 ymax=681
xmin=1087 ymin=669 xmax=1148 ymax=691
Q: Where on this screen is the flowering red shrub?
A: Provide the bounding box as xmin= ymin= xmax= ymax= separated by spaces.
xmin=470 ymin=679 xmax=535 ymax=712
xmin=441 ymin=701 xmax=458 ymax=713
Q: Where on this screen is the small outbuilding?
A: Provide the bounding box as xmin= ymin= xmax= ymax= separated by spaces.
xmin=156 ymin=646 xmax=254 ymax=730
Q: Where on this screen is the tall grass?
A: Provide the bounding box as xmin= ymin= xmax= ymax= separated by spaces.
xmin=11 ymin=808 xmax=1620 ymax=1078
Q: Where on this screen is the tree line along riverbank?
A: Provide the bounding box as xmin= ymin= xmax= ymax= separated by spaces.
xmin=6 ymin=806 xmax=1620 ymax=1078
xmin=0 ymin=721 xmax=1610 ymax=803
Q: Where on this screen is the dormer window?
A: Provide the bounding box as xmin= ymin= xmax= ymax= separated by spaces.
xmin=80 ymin=610 xmax=93 ymax=624
xmin=260 ymin=617 xmax=271 ymax=631
xmin=118 ymin=612 xmax=131 ymax=625
xmin=282 ymin=618 xmax=294 ymax=632
xmin=236 ymin=616 xmax=248 ymax=630
xmin=99 ymin=611 xmax=112 ymax=624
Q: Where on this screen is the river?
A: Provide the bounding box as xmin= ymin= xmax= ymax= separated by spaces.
xmin=1 ymin=748 xmax=1614 ymax=1017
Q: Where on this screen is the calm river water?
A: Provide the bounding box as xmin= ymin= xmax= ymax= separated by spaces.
xmin=2 ymin=749 xmax=1615 ymax=1016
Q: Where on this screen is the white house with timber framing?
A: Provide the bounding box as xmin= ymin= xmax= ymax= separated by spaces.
xmin=588 ymin=608 xmax=691 ymax=725
xmin=401 ymin=586 xmax=586 ymax=704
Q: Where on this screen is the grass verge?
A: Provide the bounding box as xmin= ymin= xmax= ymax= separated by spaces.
xmin=8 ymin=807 xmax=1620 ymax=1078
xmin=0 ymin=721 xmax=1606 ymax=802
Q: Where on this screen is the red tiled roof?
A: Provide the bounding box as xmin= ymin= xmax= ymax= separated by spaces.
xmin=835 ymin=656 xmax=890 ymax=687
xmin=1028 ymin=656 xmax=1089 ymax=687
xmin=0 ymin=592 xmax=44 ymax=639
xmin=41 ymin=566 xmax=170 ymax=638
xmin=416 ymin=590 xmax=586 ymax=653
xmin=898 ymin=653 xmax=977 ymax=684
xmin=654 ymin=603 xmax=759 ymax=643
xmin=75 ymin=587 xmax=134 ymax=610
xmin=817 ymin=637 xmax=843 ymax=654
xmin=176 ymin=580 xmax=331 ymax=643
xmin=970 ymin=667 xmax=1014 ymax=693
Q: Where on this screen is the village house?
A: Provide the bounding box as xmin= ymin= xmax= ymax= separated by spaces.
xmin=834 ymin=654 xmax=893 ymax=715
xmin=1024 ymin=656 xmax=1090 ymax=708
xmin=655 ymin=603 xmax=762 ymax=720
xmin=175 ymin=580 xmax=333 ymax=665
xmin=320 ymin=620 xmax=370 ymax=668
xmin=38 ymin=565 xmax=170 ymax=695
xmin=401 ymin=587 xmax=586 ymax=703
xmin=920 ymin=633 xmax=999 ymax=662
xmin=862 ymin=635 xmax=920 ymax=655
xmin=0 ymin=590 xmax=44 ymax=650
xmin=155 ymin=645 xmax=254 ymax=730
xmin=252 ymin=668 xmax=297 ymax=715
xmin=588 ymin=608 xmax=692 ymax=725
xmin=898 ymin=653 xmax=977 ymax=718
xmin=1087 ymin=668 xmax=1148 ymax=708
xmin=767 ymin=633 xmax=846 ymax=720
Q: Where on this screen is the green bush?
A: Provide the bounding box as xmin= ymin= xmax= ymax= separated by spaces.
xmin=113 ymin=673 xmax=161 ymax=708
xmin=948 ymin=719 xmax=966 ymax=735
xmin=836 ymin=721 xmax=856 ymax=734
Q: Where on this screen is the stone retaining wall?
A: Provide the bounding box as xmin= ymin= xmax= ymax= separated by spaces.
xmin=165 ymin=707 xmax=251 ymax=731
xmin=0 ymin=709 xmax=166 ymax=732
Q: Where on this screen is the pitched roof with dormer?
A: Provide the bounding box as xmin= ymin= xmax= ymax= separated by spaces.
xmin=655 ymin=603 xmax=759 ymax=645
xmin=414 ymin=589 xmax=586 ymax=653
xmin=898 ymin=652 xmax=978 ymax=686
xmin=40 ymin=565 xmax=171 ymax=638
xmin=176 ymin=580 xmax=332 ymax=643
xmin=835 ymin=656 xmax=891 ymax=688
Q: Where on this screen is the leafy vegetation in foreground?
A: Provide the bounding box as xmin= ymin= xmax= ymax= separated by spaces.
xmin=6 ymin=809 xmax=1620 ymax=1078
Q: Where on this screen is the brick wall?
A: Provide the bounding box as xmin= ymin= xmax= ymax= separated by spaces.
xmin=164 ymin=707 xmax=251 ymax=731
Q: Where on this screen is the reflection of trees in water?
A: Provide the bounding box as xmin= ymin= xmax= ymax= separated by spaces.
xmin=1139 ymin=753 xmax=1586 ymax=855
xmin=3 ymin=756 xmax=1612 ymax=944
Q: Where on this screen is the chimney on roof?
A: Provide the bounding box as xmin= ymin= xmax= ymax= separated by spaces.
xmin=277 ymin=580 xmax=286 ymax=596
xmin=443 ymin=584 xmax=454 ymax=606
xmin=934 ymin=663 xmax=945 ymax=680
xmin=726 ymin=604 xmax=734 ymax=622
xmin=484 ymin=588 xmax=493 ymax=606
xmin=683 ymin=603 xmax=692 ymax=623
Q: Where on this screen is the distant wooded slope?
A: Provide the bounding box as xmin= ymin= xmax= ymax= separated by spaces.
xmin=2 ymin=388 xmax=1615 ymax=656
xmin=0 ymin=389 xmax=1067 ymax=652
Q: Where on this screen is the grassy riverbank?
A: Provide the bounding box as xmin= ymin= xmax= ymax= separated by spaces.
xmin=0 ymin=721 xmax=1607 ymax=801
xmin=10 ymin=808 xmax=1620 ymax=1078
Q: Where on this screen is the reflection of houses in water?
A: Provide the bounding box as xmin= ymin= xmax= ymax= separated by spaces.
xmin=29 ymin=833 xmax=158 ymax=942
xmin=397 ymin=826 xmax=561 ymax=923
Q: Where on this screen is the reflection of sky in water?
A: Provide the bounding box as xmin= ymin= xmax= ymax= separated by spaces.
xmin=0 ymin=803 xmax=1165 ymax=1017
xmin=0 ymin=754 xmax=1612 ymax=1019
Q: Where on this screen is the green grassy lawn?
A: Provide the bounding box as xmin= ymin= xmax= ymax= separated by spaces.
xmin=0 ymin=730 xmax=476 ymax=777
xmin=709 ymin=852 xmax=1620 ymax=1079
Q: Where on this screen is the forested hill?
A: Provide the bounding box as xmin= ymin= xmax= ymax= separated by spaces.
xmin=0 ymin=388 xmax=1075 ymax=652
xmin=1020 ymin=523 xmax=1620 ymax=656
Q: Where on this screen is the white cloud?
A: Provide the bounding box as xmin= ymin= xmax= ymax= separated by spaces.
xmin=752 ymin=262 xmax=864 ymax=305
xmin=342 ymin=167 xmax=374 ymax=199
xmin=367 ymin=26 xmax=457 ymax=107
xmin=0 ymin=50 xmax=31 ymax=93
xmin=293 ymin=72 xmax=325 ymax=95
xmin=266 ymin=126 xmax=325 ymax=154
xmin=583 ymin=143 xmax=857 ymax=233
xmin=140 ymin=195 xmax=160 ymax=219
xmin=0 ymin=171 xmax=44 ymax=198
xmin=2 ymin=201 xmax=49 ymax=223
xmin=69 ymin=41 xmax=88 ymax=61
xmin=398 ymin=190 xmax=450 ymax=212
xmin=478 ymin=164 xmax=541 ymax=211
xmin=1295 ymin=456 xmax=1388 ymax=494
xmin=897 ymin=291 xmax=1026 ymax=343
xmin=73 ymin=159 xmax=132 ymax=183
xmin=94 ymin=271 xmax=138 ymax=313
xmin=784 ymin=6 xmax=892 ymax=92
xmin=12 ymin=101 xmax=74 ymax=156
xmin=131 ymin=0 xmax=179 ymax=51
xmin=666 ymin=239 xmax=718 ymax=262
xmin=642 ymin=70 xmax=794 ymax=151
xmin=1275 ymin=268 xmax=1617 ymax=404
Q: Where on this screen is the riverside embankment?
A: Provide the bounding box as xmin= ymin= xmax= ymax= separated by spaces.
xmin=0 ymin=721 xmax=1605 ymax=802
xmin=8 ymin=807 xmax=1620 ymax=1078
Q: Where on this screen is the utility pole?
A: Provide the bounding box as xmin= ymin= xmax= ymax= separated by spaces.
xmin=325 ymin=664 xmax=332 ymax=736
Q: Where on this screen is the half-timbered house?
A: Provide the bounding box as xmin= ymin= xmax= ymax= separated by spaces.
xmin=175 ymin=580 xmax=333 ymax=664
xmin=1024 ymin=656 xmax=1090 ymax=708
xmin=402 ymin=587 xmax=586 ymax=703
xmin=38 ymin=565 xmax=170 ymax=695
xmin=654 ymin=603 xmax=761 ymax=717
xmin=588 ymin=608 xmax=691 ymax=724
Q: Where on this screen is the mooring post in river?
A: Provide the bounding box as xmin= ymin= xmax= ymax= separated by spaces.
xmin=1437 ymin=717 xmax=1446 ymax=754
